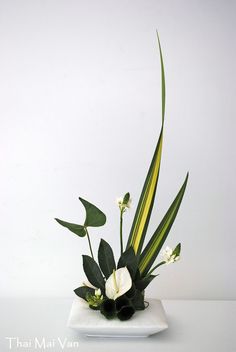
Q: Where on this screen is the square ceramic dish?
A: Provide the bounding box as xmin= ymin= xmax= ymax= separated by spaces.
xmin=67 ymin=297 xmax=168 ymax=337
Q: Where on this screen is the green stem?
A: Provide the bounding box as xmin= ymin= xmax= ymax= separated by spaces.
xmin=120 ymin=210 xmax=124 ymax=255
xmin=147 ymin=261 xmax=165 ymax=276
xmin=85 ymin=227 xmax=94 ymax=259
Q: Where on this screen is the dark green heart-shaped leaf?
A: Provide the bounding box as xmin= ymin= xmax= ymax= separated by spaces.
xmin=98 ymin=239 xmax=116 ymax=279
xmin=74 ymin=286 xmax=95 ymax=300
xmin=55 ymin=218 xmax=86 ymax=237
xmin=118 ymin=247 xmax=138 ymax=280
xmin=82 ymin=255 xmax=105 ymax=290
xmin=79 ymin=197 xmax=106 ymax=227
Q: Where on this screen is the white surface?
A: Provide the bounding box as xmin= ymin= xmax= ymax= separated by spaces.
xmin=67 ymin=298 xmax=168 ymax=337
xmin=0 ymin=0 xmax=236 ymax=300
xmin=0 ymin=299 xmax=235 ymax=351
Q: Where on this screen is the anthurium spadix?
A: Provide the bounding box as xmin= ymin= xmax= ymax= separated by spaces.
xmin=105 ymin=267 xmax=132 ymax=300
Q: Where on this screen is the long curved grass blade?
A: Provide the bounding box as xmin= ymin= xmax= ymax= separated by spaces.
xmin=126 ymin=33 xmax=165 ymax=255
xmin=157 ymin=31 xmax=165 ymax=125
xmin=139 ymin=173 xmax=188 ymax=276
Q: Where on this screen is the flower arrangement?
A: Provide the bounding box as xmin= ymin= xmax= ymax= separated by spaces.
xmin=55 ymin=35 xmax=188 ymax=321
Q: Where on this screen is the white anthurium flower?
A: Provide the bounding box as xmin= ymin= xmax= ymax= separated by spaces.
xmin=105 ymin=267 xmax=132 ymax=300
xmin=162 ymin=246 xmax=180 ymax=264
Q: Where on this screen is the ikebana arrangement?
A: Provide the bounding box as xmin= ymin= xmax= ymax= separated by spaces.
xmin=55 ymin=35 xmax=188 ymax=322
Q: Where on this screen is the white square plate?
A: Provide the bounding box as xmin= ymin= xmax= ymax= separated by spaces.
xmin=67 ymin=297 xmax=168 ymax=337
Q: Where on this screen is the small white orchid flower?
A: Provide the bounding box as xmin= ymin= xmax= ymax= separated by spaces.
xmin=83 ymin=283 xmax=103 ymax=299
xmin=116 ymin=193 xmax=132 ymax=211
xmin=116 ymin=197 xmax=124 ymax=207
xmin=126 ymin=198 xmax=132 ymax=208
xmin=162 ymin=246 xmax=180 ymax=264
xmin=95 ymin=288 xmax=102 ymax=297
xmin=105 ymin=267 xmax=132 ymax=300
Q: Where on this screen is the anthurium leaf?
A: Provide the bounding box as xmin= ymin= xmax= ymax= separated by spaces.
xmin=74 ymin=286 xmax=95 ymax=301
xmin=126 ymin=34 xmax=165 ymax=255
xmin=135 ymin=275 xmax=157 ymax=291
xmin=79 ymin=197 xmax=106 ymax=227
xmin=139 ymin=173 xmax=189 ymax=276
xmin=55 ymin=218 xmax=86 ymax=237
xmin=98 ymin=239 xmax=116 ymax=279
xmin=82 ymin=255 xmax=105 ymax=290
xmin=117 ymin=247 xmax=138 ymax=280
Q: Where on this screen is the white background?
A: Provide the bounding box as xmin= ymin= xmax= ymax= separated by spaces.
xmin=0 ymin=0 xmax=235 ymax=300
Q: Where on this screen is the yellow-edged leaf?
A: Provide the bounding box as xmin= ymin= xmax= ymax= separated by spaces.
xmin=126 ymin=33 xmax=165 ymax=255
xmin=139 ymin=173 xmax=188 ymax=276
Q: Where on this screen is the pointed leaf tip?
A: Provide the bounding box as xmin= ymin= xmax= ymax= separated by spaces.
xmin=55 ymin=218 xmax=86 ymax=237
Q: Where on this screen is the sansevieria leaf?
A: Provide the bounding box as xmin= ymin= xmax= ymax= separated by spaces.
xmin=139 ymin=173 xmax=189 ymax=276
xmin=126 ymin=33 xmax=165 ymax=255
